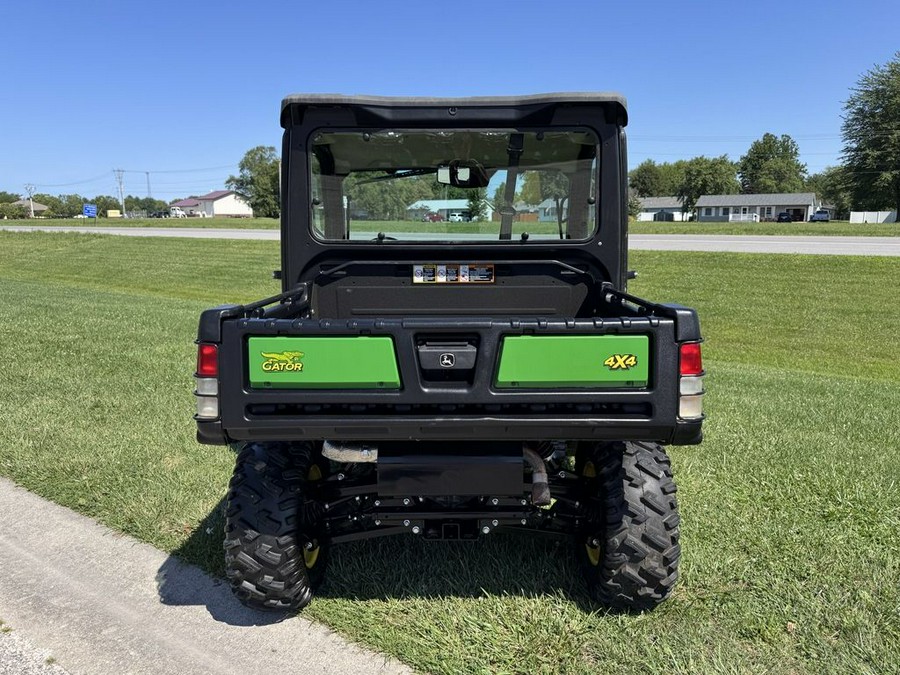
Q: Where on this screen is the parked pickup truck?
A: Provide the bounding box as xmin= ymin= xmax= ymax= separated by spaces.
xmin=194 ymin=93 xmax=705 ymax=613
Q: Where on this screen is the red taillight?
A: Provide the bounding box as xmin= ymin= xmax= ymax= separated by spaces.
xmin=197 ymin=343 xmax=218 ymax=377
xmin=679 ymin=342 xmax=703 ymax=376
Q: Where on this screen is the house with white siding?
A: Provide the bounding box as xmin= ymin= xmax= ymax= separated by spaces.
xmin=171 ymin=190 xmax=253 ymax=217
xmin=695 ymin=193 xmax=818 ymax=222
xmin=636 ymin=196 xmax=689 ymax=221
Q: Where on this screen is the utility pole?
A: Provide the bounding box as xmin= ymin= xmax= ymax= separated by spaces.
xmin=24 ymin=184 xmax=35 ymax=218
xmin=146 ymin=171 xmax=152 ymax=198
xmin=114 ymin=169 xmax=126 ymax=216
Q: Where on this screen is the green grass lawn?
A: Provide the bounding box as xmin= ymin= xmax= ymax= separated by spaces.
xmin=0 ymin=231 xmax=897 ymax=673
xmin=4 ymin=216 xmax=898 ymax=237
xmin=0 ymin=216 xmax=280 ymax=229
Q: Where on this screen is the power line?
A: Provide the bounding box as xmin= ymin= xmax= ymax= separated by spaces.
xmin=122 ymin=164 xmax=237 ymax=174
xmin=33 ymin=172 xmax=113 ymax=188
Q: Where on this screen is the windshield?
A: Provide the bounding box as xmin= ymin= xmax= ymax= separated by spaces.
xmin=310 ymin=129 xmax=598 ymax=242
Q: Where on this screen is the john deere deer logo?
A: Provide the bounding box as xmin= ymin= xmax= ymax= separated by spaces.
xmin=261 ymin=351 xmax=304 ymax=372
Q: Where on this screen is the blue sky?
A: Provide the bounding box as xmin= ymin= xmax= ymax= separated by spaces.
xmin=3 ymin=0 xmax=898 ymax=201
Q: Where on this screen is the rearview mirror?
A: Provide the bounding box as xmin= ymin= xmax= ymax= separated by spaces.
xmin=436 ymin=160 xmax=489 ymax=188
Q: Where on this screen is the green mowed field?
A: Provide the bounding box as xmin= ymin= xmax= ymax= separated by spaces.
xmin=3 ymin=215 xmax=899 ymax=236
xmin=0 ymin=216 xmax=280 ymax=229
xmin=0 ymin=232 xmax=898 ymax=674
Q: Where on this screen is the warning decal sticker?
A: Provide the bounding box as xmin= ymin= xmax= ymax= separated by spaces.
xmin=413 ymin=264 xmax=495 ymax=284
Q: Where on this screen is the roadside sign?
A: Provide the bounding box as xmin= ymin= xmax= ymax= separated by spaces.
xmin=83 ymin=204 xmax=98 ymax=218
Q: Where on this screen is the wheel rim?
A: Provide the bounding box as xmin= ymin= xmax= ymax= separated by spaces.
xmin=304 ymin=463 xmax=323 ymax=568
xmin=582 ymin=460 xmax=601 ymax=566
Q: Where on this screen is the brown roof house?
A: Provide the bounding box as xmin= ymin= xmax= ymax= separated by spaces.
xmin=171 ymin=190 xmax=253 ymax=217
xmin=11 ymin=198 xmax=49 ymax=217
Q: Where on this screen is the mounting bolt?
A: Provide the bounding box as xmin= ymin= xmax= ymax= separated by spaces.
xmin=520 ymin=519 xmax=527 ymax=525
xmin=558 ymin=471 xmax=566 ymax=478
xmin=590 ymin=538 xmax=600 ymax=547
xmin=520 ymin=499 xmax=527 ymax=506
xmin=403 ymin=498 xmax=411 ymax=506
xmin=354 ymin=496 xmax=360 ymax=502
xmin=481 ymin=526 xmax=491 ymax=535
xmin=304 ymin=541 xmax=315 ymax=550
xmin=491 ymin=519 xmax=499 ymax=527
xmin=411 ymin=526 xmax=421 ymax=534
xmin=374 ymin=520 xmax=381 ymax=526
xmin=374 ymin=500 xmax=381 ymax=506
xmin=337 ymin=473 xmax=345 ymax=481
xmin=491 ymin=498 xmax=499 ymax=506
xmin=403 ymin=519 xmax=411 ymax=527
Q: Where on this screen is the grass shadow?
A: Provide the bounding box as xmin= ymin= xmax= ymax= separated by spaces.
xmin=155 ymin=497 xmax=291 ymax=626
xmin=318 ymin=534 xmax=602 ymax=612
xmin=158 ymin=497 xmax=605 ymax=619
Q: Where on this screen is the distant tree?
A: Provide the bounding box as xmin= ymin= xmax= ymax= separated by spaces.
xmin=806 ymin=166 xmax=851 ymax=219
xmin=344 ymin=173 xmax=433 ymax=220
xmin=124 ymin=196 xmax=168 ymax=214
xmin=491 ymin=181 xmax=507 ymax=210
xmin=428 ymin=182 xmax=469 ymax=200
xmin=739 ymin=133 xmax=806 ymax=194
xmin=56 ymin=194 xmax=87 ymax=217
xmin=841 ymin=52 xmax=900 ymax=216
xmin=467 ymin=188 xmax=487 ymax=221
xmin=677 ymin=156 xmax=740 ymax=215
xmin=0 ymin=203 xmax=27 ymax=219
xmin=520 ymin=170 xmax=570 ymax=235
xmin=226 ymin=145 xmax=280 ymax=218
xmin=33 ymin=193 xmax=63 ymax=216
xmin=629 ymin=160 xmax=663 ymax=197
xmin=90 ymin=195 xmax=121 ymax=216
xmin=0 ymin=191 xmax=20 ymax=204
xmin=629 ymin=159 xmax=688 ymax=197
xmin=627 ymin=191 xmax=642 ymax=220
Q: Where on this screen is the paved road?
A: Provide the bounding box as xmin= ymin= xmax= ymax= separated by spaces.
xmin=2 ymin=225 xmax=900 ymax=255
xmin=629 ymin=234 xmax=900 ymax=256
xmin=0 ymin=477 xmax=410 ymax=675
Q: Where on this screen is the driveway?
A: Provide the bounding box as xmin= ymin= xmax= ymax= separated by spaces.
xmin=0 ymin=478 xmax=410 ymax=675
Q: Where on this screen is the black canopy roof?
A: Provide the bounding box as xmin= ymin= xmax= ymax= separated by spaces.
xmin=281 ymin=93 xmax=628 ymax=127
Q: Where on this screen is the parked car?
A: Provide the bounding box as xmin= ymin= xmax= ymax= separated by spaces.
xmin=149 ymin=211 xmax=170 ymax=218
xmin=422 ymin=211 xmax=443 ymax=222
xmin=448 ymin=212 xmax=468 ymax=222
xmin=170 ymin=207 xmax=187 ymax=218
xmin=809 ymin=209 xmax=830 ymax=222
xmin=776 ymin=212 xmax=793 ymax=223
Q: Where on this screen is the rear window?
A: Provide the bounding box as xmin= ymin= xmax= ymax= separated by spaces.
xmin=310 ymin=129 xmax=599 ymax=242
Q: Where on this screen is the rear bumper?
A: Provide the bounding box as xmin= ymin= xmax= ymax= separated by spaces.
xmin=198 ymin=415 xmax=702 ymax=446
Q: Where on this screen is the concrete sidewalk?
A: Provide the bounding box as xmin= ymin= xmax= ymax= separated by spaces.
xmin=0 ymin=478 xmax=411 ymax=675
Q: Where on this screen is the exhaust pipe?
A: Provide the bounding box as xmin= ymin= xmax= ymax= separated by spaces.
xmin=523 ymin=446 xmax=551 ymax=506
xmin=322 ymin=440 xmax=378 ymax=463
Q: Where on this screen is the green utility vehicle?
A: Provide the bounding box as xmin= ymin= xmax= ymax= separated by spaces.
xmin=194 ymin=94 xmax=705 ymax=612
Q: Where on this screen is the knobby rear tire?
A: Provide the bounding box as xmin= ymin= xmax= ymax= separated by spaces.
xmin=576 ymin=440 xmax=681 ymax=611
xmin=223 ymin=441 xmax=328 ymax=611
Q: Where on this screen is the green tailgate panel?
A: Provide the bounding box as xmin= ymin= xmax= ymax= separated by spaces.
xmin=496 ymin=335 xmax=649 ymax=388
xmin=248 ymin=337 xmax=400 ymax=389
